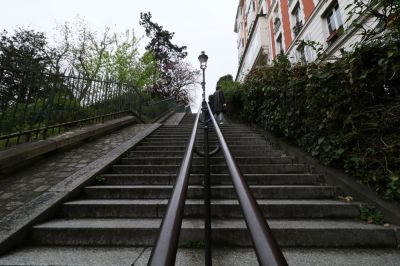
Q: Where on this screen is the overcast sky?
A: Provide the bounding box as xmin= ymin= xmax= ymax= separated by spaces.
xmin=0 ymin=0 xmax=238 ymax=110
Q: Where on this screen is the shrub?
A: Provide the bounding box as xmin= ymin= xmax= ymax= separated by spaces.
xmin=222 ymin=45 xmax=400 ymax=201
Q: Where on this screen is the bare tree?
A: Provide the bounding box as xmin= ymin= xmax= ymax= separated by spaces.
xmin=168 ymin=61 xmax=200 ymax=104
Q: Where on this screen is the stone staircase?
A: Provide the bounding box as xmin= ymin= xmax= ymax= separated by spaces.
xmin=0 ymin=113 xmax=399 ymax=265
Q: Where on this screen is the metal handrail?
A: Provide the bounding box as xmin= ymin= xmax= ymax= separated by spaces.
xmin=148 ymin=109 xmax=201 ymax=266
xmin=205 ymin=102 xmax=288 ymax=266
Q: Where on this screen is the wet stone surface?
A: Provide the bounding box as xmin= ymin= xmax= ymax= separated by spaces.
xmin=0 ymin=124 xmax=150 ymax=218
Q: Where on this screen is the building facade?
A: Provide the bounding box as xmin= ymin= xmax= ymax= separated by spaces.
xmin=234 ymin=0 xmax=369 ymax=81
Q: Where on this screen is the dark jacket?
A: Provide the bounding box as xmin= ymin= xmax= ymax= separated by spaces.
xmin=208 ymin=95 xmax=215 ymax=114
xmin=213 ymin=90 xmax=225 ymax=113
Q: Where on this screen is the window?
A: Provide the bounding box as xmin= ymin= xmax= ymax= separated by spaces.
xmin=292 ymin=3 xmax=303 ymax=24
xmin=326 ymin=3 xmax=343 ymax=35
xmin=323 ymin=2 xmax=344 ymax=45
xmin=304 ymin=33 xmax=314 ymax=61
xmin=291 ymin=2 xmax=303 ymax=37
xmin=276 ymin=34 xmax=284 ymax=55
xmin=296 ymin=45 xmax=307 ymax=64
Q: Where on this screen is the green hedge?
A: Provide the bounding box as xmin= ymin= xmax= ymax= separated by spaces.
xmin=224 ymin=48 xmax=400 ymax=201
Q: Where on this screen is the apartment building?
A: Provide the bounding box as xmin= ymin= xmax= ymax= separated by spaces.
xmin=234 ymin=0 xmax=369 ymax=81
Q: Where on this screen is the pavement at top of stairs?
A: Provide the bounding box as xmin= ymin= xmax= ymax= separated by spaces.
xmin=0 ymin=246 xmax=399 ymax=265
xmin=0 ymin=123 xmax=154 ymax=219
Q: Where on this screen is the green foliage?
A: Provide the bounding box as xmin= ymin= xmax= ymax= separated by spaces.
xmin=222 ymin=0 xmax=400 ymax=200
xmin=139 ymin=12 xmax=196 ymax=103
xmin=103 ymin=30 xmax=140 ymax=83
xmin=224 ymin=48 xmax=399 ymax=199
xmin=139 ymin=12 xmax=187 ymax=66
xmin=217 ymin=74 xmax=243 ymax=120
xmin=0 ymin=91 xmax=81 ymax=134
xmin=0 ymin=29 xmax=55 ymax=111
xmin=0 ymin=19 xmax=182 ymax=148
xmin=95 ymin=175 xmax=106 ymax=183
xmin=132 ymin=51 xmax=160 ymax=91
xmin=360 ymin=206 xmax=384 ymax=225
xmin=0 ymin=28 xmax=53 ymax=71
xmin=384 ymin=175 xmax=400 ymax=200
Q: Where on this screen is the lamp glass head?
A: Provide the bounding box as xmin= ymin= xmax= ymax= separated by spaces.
xmin=198 ymin=51 xmax=208 ymax=69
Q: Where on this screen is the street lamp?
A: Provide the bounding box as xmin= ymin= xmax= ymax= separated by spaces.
xmin=198 ymin=51 xmax=208 ymax=101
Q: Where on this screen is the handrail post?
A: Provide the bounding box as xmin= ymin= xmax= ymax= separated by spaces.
xmin=201 ymin=100 xmax=212 ymax=266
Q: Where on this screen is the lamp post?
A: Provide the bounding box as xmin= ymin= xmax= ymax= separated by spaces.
xmin=198 ymin=51 xmax=212 ymax=266
xmin=198 ymin=51 xmax=208 ymax=103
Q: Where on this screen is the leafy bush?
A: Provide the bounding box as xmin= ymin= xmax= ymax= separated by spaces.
xmin=223 ymin=46 xmax=400 ymax=200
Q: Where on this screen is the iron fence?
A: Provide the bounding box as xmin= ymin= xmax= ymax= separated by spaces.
xmin=0 ymin=66 xmax=177 ymax=149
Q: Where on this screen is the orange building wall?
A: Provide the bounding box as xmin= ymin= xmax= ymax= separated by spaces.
xmin=301 ymin=0 xmax=315 ymax=21
xmin=280 ymin=0 xmax=292 ymax=50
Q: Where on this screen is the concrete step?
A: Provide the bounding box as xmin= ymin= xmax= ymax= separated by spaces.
xmin=148 ymin=134 xmax=193 ymax=138
xmin=100 ymin=173 xmax=324 ymax=186
xmin=149 ymin=133 xmax=262 ymax=138
xmin=139 ymin=141 xmax=189 ymax=147
xmin=2 ymin=246 xmax=400 ymax=266
xmin=111 ymin=165 xmax=180 ymax=174
xmin=135 ymin=146 xmax=189 ymax=151
xmin=228 ymin=150 xmax=286 ymax=157
xmin=82 ymin=185 xmax=337 ymax=199
xmin=145 ymin=137 xmax=264 ymax=142
xmin=30 ymin=218 xmax=398 ymax=247
xmin=61 ymin=199 xmax=362 ymax=219
xmin=111 ymin=164 xmax=306 ymax=175
xmin=120 ymin=156 xmax=294 ymax=165
xmin=128 ymin=151 xmax=186 ymax=157
xmin=152 ymin=129 xmax=192 ymax=133
xmin=128 ymin=150 xmax=286 ymax=158
xmin=205 ymin=164 xmax=306 ymax=174
xmin=132 ymin=247 xmax=400 ymax=266
xmin=0 ymin=246 xmax=146 ymax=266
xmin=140 ymin=140 xmax=269 ymax=146
xmin=135 ymin=145 xmax=280 ymax=152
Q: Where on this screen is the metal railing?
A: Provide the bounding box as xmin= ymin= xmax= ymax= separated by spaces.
xmin=274 ymin=18 xmax=282 ymax=33
xmin=141 ymin=96 xmax=177 ymax=122
xmin=205 ymin=101 xmax=288 ymax=266
xmin=0 ymin=66 xmax=177 ymax=148
xmin=148 ymin=109 xmax=201 ymax=265
xmin=293 ymin=21 xmax=303 ymax=38
xmin=149 ymin=102 xmax=287 ymax=265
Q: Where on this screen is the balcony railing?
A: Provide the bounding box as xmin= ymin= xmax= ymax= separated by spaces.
xmin=292 ymin=21 xmax=303 ymax=38
xmin=326 ymin=26 xmax=344 ymax=45
xmin=274 ymin=19 xmax=281 ymax=33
